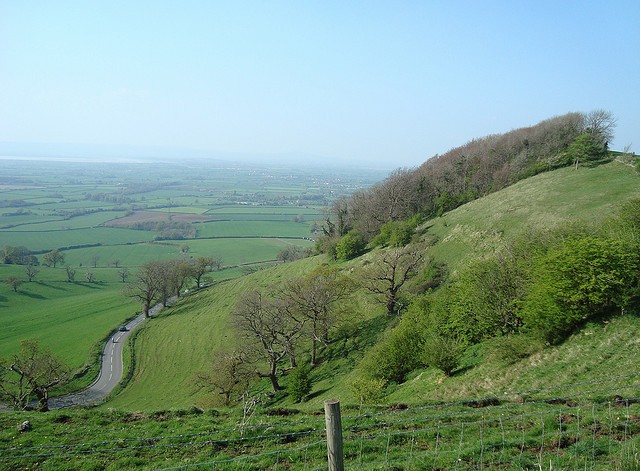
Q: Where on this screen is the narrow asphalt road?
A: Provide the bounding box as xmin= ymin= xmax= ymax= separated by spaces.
xmin=48 ymin=312 xmax=147 ymax=409
xmin=49 ymin=300 xmax=173 ymax=409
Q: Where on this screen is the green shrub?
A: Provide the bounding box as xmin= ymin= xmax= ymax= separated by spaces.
xmin=287 ymin=362 xmax=312 ymax=403
xmin=565 ymin=132 xmax=609 ymax=168
xmin=422 ymin=333 xmax=462 ymax=376
xmin=349 ymin=376 xmax=387 ymax=404
xmin=360 ymin=311 xmax=425 ymax=383
xmin=336 ymin=231 xmax=366 ymax=260
xmin=520 ymin=235 xmax=639 ymax=343
xmin=315 ymin=235 xmax=338 ymax=259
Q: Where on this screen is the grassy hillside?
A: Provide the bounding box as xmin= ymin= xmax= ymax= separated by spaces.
xmin=2 ymin=316 xmax=639 ymax=469
xmin=104 ymin=161 xmax=640 ymax=411
xmin=426 ymin=160 xmax=640 ymax=271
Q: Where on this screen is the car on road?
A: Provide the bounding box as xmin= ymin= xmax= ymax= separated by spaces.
xmin=118 ymin=325 xmax=128 ymax=332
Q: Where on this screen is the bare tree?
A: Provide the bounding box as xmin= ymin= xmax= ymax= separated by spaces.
xmin=0 ymin=339 xmax=69 ymax=411
xmin=117 ymin=267 xmax=130 ymax=283
xmin=153 ymin=259 xmax=193 ymax=304
xmin=25 ymin=263 xmax=40 ymax=282
xmin=233 ymin=290 xmax=304 ymax=392
xmin=5 ymin=276 xmax=23 ymax=292
xmin=191 ymin=256 xmax=219 ymax=287
xmin=195 ymin=350 xmax=252 ymax=406
xmin=277 ymin=245 xmax=304 ymax=263
xmin=64 ymin=265 xmax=76 ymax=283
xmin=583 ymin=109 xmax=616 ymax=147
xmin=0 ymin=359 xmax=29 ymax=410
xmin=278 ymin=265 xmax=353 ymax=365
xmin=362 ymin=245 xmax=426 ymax=315
xmin=125 ymin=261 xmax=164 ymax=317
xmin=85 ymin=272 xmax=96 ymax=283
xmin=90 ymin=255 xmax=99 ymax=268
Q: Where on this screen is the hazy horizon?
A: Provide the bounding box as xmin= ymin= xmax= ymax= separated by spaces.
xmin=0 ymin=141 xmax=399 ymax=172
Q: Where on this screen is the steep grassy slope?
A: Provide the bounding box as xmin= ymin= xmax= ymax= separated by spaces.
xmin=104 ymin=161 xmax=640 ymax=410
xmin=386 ymin=313 xmax=640 ymax=404
xmin=427 ymin=161 xmax=640 ymax=270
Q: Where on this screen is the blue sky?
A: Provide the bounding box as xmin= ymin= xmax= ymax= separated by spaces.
xmin=1 ymin=1 xmax=638 ymax=168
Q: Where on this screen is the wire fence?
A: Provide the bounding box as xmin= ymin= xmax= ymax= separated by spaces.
xmin=1 ymin=373 xmax=639 ymax=470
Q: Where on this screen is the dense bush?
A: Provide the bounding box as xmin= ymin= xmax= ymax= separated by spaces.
xmin=422 ymin=333 xmax=462 ymax=376
xmin=520 ymin=235 xmax=639 ymax=343
xmin=360 ymin=311 xmax=426 ymax=383
xmin=287 ymin=362 xmax=312 ymax=403
xmin=335 ymin=230 xmax=366 ymax=261
xmin=369 ymin=215 xmax=421 ymax=248
xmin=349 ymin=377 xmax=387 ymax=404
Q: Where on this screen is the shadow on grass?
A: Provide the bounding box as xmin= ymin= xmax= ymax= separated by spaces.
xmin=324 ymin=313 xmax=392 ymax=363
xmin=582 ymin=157 xmax=615 ymax=169
xmin=20 ymin=291 xmax=46 ymax=300
xmin=36 ymin=281 xmax=67 ymax=291
xmin=76 ymin=282 xmax=104 ymax=290
xmin=307 ymin=388 xmax=330 ymax=400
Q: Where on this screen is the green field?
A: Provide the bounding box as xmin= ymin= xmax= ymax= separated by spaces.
xmin=195 ymin=220 xmax=312 ymax=238
xmin=0 ymin=265 xmax=137 ymax=373
xmin=0 ymin=227 xmax=155 ymax=252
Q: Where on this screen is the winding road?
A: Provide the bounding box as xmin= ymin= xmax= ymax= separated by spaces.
xmin=48 ymin=313 xmax=147 ymax=409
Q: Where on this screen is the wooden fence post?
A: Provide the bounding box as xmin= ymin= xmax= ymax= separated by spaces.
xmin=324 ymin=399 xmax=344 ymax=471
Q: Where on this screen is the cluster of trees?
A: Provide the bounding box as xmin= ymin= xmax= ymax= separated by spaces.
xmin=125 ymin=256 xmax=221 ymax=316
xmin=360 ymin=198 xmax=640 ymax=385
xmin=42 ymin=248 xmax=65 ymax=268
xmin=1 ymin=245 xmax=38 ymax=265
xmin=2 ymin=247 xmax=70 ymax=292
xmin=199 ymin=245 xmax=430 ymax=404
xmin=128 ymin=220 xmax=196 ymax=240
xmin=2 ymin=248 xmax=86 ymax=291
xmin=84 ymin=192 xmax=133 ymax=204
xmin=318 ymin=110 xmax=617 ymax=252
xmin=198 ymin=265 xmax=353 ymax=403
xmin=1 ymin=246 xmax=223 ymax=296
xmin=0 ymin=199 xmax=32 ymax=208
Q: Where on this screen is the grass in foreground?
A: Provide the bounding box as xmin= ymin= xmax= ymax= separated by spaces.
xmin=1 ymin=387 xmax=639 ymax=470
